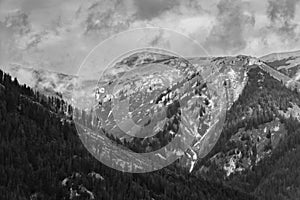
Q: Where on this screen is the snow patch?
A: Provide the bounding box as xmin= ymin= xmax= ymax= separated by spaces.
xmin=273 ymin=125 xmax=280 ymax=132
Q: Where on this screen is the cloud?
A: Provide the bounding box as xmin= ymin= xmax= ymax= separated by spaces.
xmin=3 ymin=10 xmax=31 ymax=34
xmin=267 ymin=0 xmax=300 ymax=39
xmin=204 ymin=0 xmax=255 ymax=55
xmin=82 ymin=0 xmax=135 ymax=38
xmin=0 ymin=22 xmax=23 ymax=65
xmin=1 ymin=0 xmax=300 ymax=75
xmin=148 ymin=29 xmax=164 ymax=46
xmin=1 ymin=10 xmax=52 ymax=51
xmin=0 ymin=0 xmax=136 ymax=74
xmin=240 ymin=0 xmax=300 ymax=56
xmin=129 ymin=0 xmax=211 ymax=53
xmin=133 ymin=0 xmax=179 ymax=20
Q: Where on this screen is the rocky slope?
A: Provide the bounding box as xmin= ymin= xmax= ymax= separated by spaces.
xmin=73 ymin=51 xmax=270 ymax=173
xmin=260 ymin=50 xmax=300 ymax=89
xmin=2 ymin=49 xmax=300 ymax=199
xmin=0 ymin=68 xmax=257 ymax=200
xmin=2 ymin=50 xmax=299 ymax=174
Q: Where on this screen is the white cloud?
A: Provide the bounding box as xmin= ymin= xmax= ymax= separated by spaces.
xmin=0 ymin=0 xmax=300 ymax=74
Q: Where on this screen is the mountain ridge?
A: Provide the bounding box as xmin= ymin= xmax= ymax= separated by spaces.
xmin=1 ymin=50 xmax=300 ymax=199
xmin=2 ymin=50 xmax=299 ymax=103
xmin=0 ymin=67 xmax=257 ymax=200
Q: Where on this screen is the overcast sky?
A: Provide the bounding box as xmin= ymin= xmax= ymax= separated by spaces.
xmin=0 ymin=0 xmax=300 ymax=74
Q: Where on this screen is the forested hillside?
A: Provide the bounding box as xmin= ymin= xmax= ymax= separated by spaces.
xmin=2 ymin=64 xmax=300 ymax=200
xmin=0 ymin=69 xmax=255 ymax=200
xmin=198 ymin=67 xmax=300 ymax=200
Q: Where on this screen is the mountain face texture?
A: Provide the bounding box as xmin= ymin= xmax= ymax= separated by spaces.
xmin=260 ymin=50 xmax=300 ymax=79
xmin=0 ymin=69 xmax=255 ymax=200
xmin=85 ymin=52 xmax=252 ymax=173
xmin=260 ymin=50 xmax=300 ymax=90
xmin=1 ymin=50 xmax=300 ymax=199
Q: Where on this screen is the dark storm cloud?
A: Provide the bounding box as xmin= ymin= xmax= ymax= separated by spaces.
xmin=204 ymin=0 xmax=255 ymax=55
xmin=133 ymin=0 xmax=179 ymax=20
xmin=267 ymin=0 xmax=300 ymax=38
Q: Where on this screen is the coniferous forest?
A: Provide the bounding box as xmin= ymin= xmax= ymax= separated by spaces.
xmin=1 ymin=0 xmax=300 ymax=199
xmin=0 ymin=70 xmax=255 ymax=199
xmin=198 ymin=67 xmax=300 ymax=200
xmin=1 ymin=66 xmax=300 ymax=200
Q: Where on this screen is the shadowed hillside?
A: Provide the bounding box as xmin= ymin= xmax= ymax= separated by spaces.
xmin=0 ymin=69 xmax=255 ymax=199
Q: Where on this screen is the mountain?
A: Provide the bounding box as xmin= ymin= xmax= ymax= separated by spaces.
xmin=193 ymin=61 xmax=300 ymax=199
xmin=2 ymin=49 xmax=300 ymax=199
xmin=75 ymin=50 xmax=300 ymax=199
xmin=0 ymin=63 xmax=100 ymax=105
xmin=260 ymin=50 xmax=300 ymax=77
xmin=0 ymin=69 xmax=255 ymax=199
xmin=73 ymin=52 xmax=254 ymax=173
xmin=260 ymin=50 xmax=300 ymax=89
xmin=1 ymin=63 xmax=77 ymax=99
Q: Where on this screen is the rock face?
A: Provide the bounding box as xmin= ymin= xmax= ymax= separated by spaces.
xmin=89 ymin=51 xmax=251 ymax=172
xmin=260 ymin=50 xmax=300 ymax=84
xmin=61 ymin=172 xmax=100 ymax=200
xmin=211 ymin=118 xmax=287 ymax=177
xmin=3 ymin=51 xmax=267 ymax=172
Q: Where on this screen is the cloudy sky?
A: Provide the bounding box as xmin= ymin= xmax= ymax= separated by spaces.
xmin=0 ymin=0 xmax=300 ymax=74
